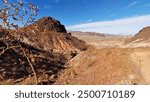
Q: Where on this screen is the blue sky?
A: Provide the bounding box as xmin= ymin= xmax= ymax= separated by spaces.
xmin=1 ymin=0 xmax=150 ymax=34
xmin=36 ymin=0 xmax=150 ymax=25
xmin=35 ymin=0 xmax=150 ymax=25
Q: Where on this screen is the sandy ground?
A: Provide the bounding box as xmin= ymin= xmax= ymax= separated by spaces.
xmin=74 ymin=34 xmax=150 ymax=84
xmin=72 ymin=34 xmax=127 ymax=48
xmin=55 ymin=34 xmax=147 ymax=85
xmin=130 ymin=48 xmax=150 ymax=84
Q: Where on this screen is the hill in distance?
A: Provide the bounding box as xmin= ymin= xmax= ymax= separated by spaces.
xmin=124 ymin=26 xmax=150 ymax=47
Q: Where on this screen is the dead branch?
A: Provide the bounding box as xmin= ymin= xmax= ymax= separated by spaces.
xmin=19 ymin=44 xmax=38 ymax=84
xmin=0 ymin=0 xmax=39 ymax=85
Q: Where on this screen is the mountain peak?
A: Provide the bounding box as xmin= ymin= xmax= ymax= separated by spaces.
xmin=34 ymin=16 xmax=67 ymax=32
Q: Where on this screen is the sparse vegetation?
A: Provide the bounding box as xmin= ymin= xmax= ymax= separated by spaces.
xmin=0 ymin=0 xmax=39 ymax=84
xmin=0 ymin=1 xmax=150 ymax=85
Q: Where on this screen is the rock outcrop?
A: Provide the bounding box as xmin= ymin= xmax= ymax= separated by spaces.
xmin=125 ymin=26 xmax=150 ymax=44
xmin=33 ymin=16 xmax=67 ymax=32
xmin=0 ymin=16 xmax=87 ymax=85
xmin=17 ymin=16 xmax=87 ymax=54
xmin=124 ymin=26 xmax=150 ymax=47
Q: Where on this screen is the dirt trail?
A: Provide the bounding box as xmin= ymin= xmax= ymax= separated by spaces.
xmin=131 ymin=49 xmax=150 ymax=84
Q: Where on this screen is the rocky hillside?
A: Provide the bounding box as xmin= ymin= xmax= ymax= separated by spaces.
xmin=16 ymin=17 xmax=87 ymax=54
xmin=124 ymin=26 xmax=150 ymax=47
xmin=0 ymin=16 xmax=87 ymax=85
xmin=34 ymin=17 xmax=67 ymax=32
xmin=125 ymin=27 xmax=150 ymax=43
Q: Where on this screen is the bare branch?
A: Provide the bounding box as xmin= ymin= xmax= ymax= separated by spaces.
xmin=0 ymin=0 xmax=39 ymax=84
xmin=2 ymin=0 xmax=7 ymax=4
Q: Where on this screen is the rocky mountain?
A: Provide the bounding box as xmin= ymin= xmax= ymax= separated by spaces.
xmin=125 ymin=26 xmax=150 ymax=43
xmin=16 ymin=17 xmax=87 ymax=54
xmin=69 ymin=31 xmax=126 ymax=37
xmin=33 ymin=17 xmax=67 ymax=33
xmin=124 ymin=26 xmax=150 ymax=47
xmin=0 ymin=16 xmax=87 ymax=85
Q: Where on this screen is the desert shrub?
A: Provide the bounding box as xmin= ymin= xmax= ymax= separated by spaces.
xmin=0 ymin=0 xmax=39 ymax=29
xmin=0 ymin=0 xmax=39 ymax=84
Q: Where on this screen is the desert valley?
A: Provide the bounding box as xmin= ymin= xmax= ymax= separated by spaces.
xmin=0 ymin=16 xmax=150 ymax=85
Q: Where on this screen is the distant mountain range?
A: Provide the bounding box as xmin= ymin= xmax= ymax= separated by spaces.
xmin=68 ymin=31 xmax=129 ymax=37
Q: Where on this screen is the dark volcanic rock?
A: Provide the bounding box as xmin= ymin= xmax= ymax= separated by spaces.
xmin=34 ymin=16 xmax=67 ymax=32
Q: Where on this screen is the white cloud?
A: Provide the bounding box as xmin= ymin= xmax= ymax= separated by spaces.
xmin=124 ymin=0 xmax=140 ymax=9
xmin=66 ymin=15 xmax=150 ymax=35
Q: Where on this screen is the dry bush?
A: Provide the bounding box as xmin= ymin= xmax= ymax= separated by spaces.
xmin=0 ymin=0 xmax=39 ymax=84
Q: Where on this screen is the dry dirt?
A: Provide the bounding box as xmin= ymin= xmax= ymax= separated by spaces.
xmin=55 ymin=47 xmax=144 ymax=85
xmin=71 ymin=32 xmax=127 ymax=48
xmin=130 ymin=48 xmax=150 ymax=84
xmin=1 ymin=17 xmax=150 ymax=85
xmin=55 ymin=33 xmax=149 ymax=85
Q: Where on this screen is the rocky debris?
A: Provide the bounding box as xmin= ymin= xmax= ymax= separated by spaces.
xmin=0 ymin=38 xmax=67 ymax=84
xmin=0 ymin=16 xmax=88 ymax=85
